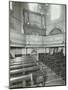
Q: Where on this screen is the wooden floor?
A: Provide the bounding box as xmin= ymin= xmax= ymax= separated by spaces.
xmin=38 ymin=62 xmax=65 ymax=86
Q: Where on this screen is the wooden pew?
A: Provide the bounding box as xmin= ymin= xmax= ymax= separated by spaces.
xmin=10 ymin=73 xmax=34 ymax=88
xmin=10 ymin=65 xmax=40 ymax=75
xmin=10 ymin=56 xmax=36 ymax=66
xmin=10 ymin=74 xmax=32 ymax=83
xmin=10 ymin=60 xmax=35 ymax=64
xmin=39 ymin=53 xmax=65 ymax=80
xmin=10 ymin=55 xmax=47 ymax=87
xmin=10 ymin=63 xmax=37 ymax=70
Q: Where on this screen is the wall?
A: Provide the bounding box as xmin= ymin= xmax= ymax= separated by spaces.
xmin=26 ymin=48 xmax=46 ymax=54
xmin=10 ymin=29 xmax=26 ymax=47
xmin=20 ymin=3 xmax=66 ymax=35
xmin=9 ymin=2 xmax=21 ymax=32
xmin=9 ymin=2 xmax=22 ymax=57
xmin=46 ymin=5 xmax=66 ymax=35
xmin=26 ymin=34 xmax=64 ymax=46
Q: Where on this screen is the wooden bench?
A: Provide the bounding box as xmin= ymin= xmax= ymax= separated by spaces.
xmin=10 ymin=73 xmax=34 ymax=88
xmin=10 ymin=56 xmax=36 ymax=66
xmin=10 ymin=63 xmax=37 ymax=70
xmin=10 ymin=65 xmax=40 ymax=75
xmin=10 ymin=55 xmax=46 ymax=88
xmin=10 ymin=74 xmax=32 ymax=83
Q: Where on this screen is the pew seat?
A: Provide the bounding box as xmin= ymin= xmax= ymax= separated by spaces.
xmin=10 ymin=74 xmax=32 ymax=84
xmin=10 ymin=65 xmax=40 ymax=74
xmin=10 ymin=63 xmax=37 ymax=70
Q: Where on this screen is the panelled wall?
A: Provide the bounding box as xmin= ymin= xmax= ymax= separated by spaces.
xmin=9 ymin=2 xmax=23 ymax=56
xmin=26 ymin=33 xmax=65 ymax=47
xmin=9 ymin=2 xmax=21 ymax=32
xmin=10 ymin=29 xmax=65 ymax=56
xmin=21 ymin=33 xmax=65 ymax=56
